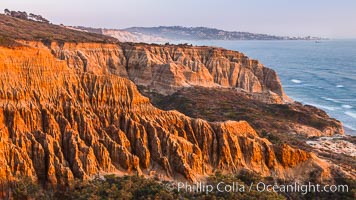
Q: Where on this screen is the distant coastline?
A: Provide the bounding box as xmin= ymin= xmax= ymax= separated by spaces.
xmin=74 ymin=26 xmax=326 ymax=43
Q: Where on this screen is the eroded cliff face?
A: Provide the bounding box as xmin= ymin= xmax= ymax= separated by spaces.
xmin=46 ymin=42 xmax=287 ymax=103
xmin=45 ymin=41 xmax=343 ymax=136
xmin=122 ymin=44 xmax=286 ymax=99
xmin=0 ymin=42 xmax=330 ymax=186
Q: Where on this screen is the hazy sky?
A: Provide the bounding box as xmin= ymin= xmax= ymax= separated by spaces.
xmin=2 ymin=0 xmax=356 ymax=38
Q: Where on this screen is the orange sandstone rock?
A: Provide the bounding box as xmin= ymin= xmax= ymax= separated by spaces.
xmin=0 ymin=43 xmax=329 ymax=186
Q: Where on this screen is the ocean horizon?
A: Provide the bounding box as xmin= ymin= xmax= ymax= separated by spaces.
xmin=175 ymin=39 xmax=356 ymax=136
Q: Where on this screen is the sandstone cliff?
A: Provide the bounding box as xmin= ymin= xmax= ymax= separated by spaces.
xmin=0 ymin=42 xmax=331 ymax=187
xmin=122 ymin=43 xmax=287 ymax=100
xmin=70 ymin=26 xmax=168 ymax=43
xmin=102 ymin=29 xmax=167 ymax=43
xmin=45 ymin=41 xmax=343 ymax=136
xmin=47 ymin=42 xmax=288 ymax=103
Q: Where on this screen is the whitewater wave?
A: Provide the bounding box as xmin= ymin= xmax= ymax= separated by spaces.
xmin=336 ymin=85 xmax=344 ymax=88
xmin=321 ymin=97 xmax=341 ymax=103
xmin=332 ymin=98 xmax=356 ymax=102
xmin=291 ymin=79 xmax=302 ymax=84
xmin=342 ymin=105 xmax=353 ymax=109
xmin=345 ymin=111 xmax=356 ymax=119
xmin=305 ymin=102 xmax=339 ymax=111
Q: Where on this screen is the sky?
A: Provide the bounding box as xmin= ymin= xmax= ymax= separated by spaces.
xmin=1 ymin=0 xmax=356 ymax=38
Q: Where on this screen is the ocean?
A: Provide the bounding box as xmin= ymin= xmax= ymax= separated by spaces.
xmin=184 ymin=40 xmax=356 ymax=135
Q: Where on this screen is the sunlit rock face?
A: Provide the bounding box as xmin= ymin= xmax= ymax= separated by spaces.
xmin=0 ymin=42 xmax=330 ymax=187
